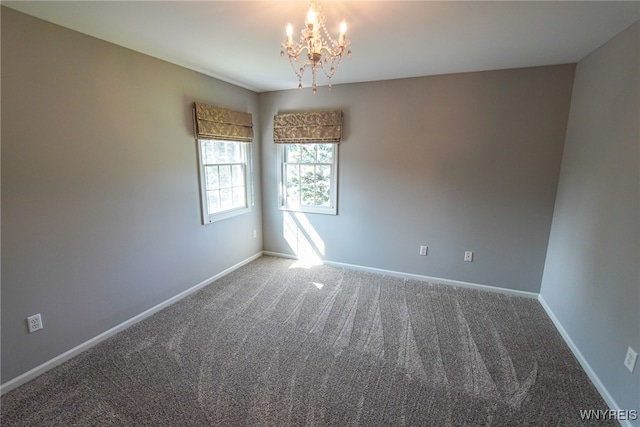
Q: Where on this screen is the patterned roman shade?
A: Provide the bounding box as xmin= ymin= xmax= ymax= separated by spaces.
xmin=193 ymin=102 xmax=253 ymax=142
xmin=273 ymin=110 xmax=343 ymax=143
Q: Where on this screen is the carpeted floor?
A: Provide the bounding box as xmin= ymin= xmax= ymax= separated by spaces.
xmin=1 ymin=256 xmax=613 ymax=426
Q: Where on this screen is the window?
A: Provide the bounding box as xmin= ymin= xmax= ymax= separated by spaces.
xmin=278 ymin=143 xmax=338 ymax=215
xmin=198 ymin=139 xmax=252 ymax=223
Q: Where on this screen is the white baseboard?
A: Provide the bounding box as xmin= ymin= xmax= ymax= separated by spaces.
xmin=0 ymin=251 xmax=264 ymax=395
xmin=538 ymin=295 xmax=632 ymax=427
xmin=263 ymin=251 xmax=538 ymax=299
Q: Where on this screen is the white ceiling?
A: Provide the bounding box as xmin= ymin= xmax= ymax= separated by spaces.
xmin=4 ymin=1 xmax=639 ymax=93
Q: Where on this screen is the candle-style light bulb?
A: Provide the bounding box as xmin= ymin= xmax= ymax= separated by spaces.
xmin=339 ymin=21 xmax=347 ymax=44
xmin=286 ymin=23 xmax=293 ymax=46
xmin=306 ymin=8 xmax=316 ymax=28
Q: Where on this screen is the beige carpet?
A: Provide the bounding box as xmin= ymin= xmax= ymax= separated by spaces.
xmin=1 ymin=256 xmax=613 ymax=426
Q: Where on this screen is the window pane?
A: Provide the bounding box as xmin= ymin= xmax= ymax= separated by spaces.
xmin=236 ymin=144 xmax=245 ymax=162
xmin=206 ymin=190 xmax=220 ymax=213
xmin=226 ymin=142 xmax=243 ymax=163
xmin=286 ymin=144 xmax=300 ymax=163
xmin=286 ymin=185 xmax=300 ymax=206
xmin=210 ymin=141 xmax=225 ymax=163
xmin=317 ymin=144 xmax=333 ymax=163
xmin=225 ymin=142 xmax=234 ymax=161
xmin=300 ymin=165 xmax=315 ymax=185
xmin=205 ymin=166 xmax=219 ymax=190
xmin=316 ymin=166 xmax=331 ymax=206
xmin=318 ymin=193 xmax=330 ymax=206
xmin=201 ymin=140 xmax=209 ymax=163
xmin=316 ymin=165 xmax=331 ymax=206
xmin=200 ymin=140 xmax=212 ymax=164
xmin=219 ymin=165 xmax=231 ymax=188
xmin=220 ymin=188 xmax=232 ymax=210
xmin=232 ymin=186 xmax=245 ymax=208
xmin=301 ymin=185 xmax=315 ymax=205
xmin=300 ymin=144 xmax=316 ymax=163
xmin=285 ymin=165 xmax=300 ymax=186
xmin=317 ymin=165 xmax=331 ymax=180
xmin=232 ymin=165 xmax=244 ymax=186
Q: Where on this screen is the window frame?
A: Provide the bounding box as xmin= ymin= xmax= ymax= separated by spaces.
xmin=277 ymin=143 xmax=339 ymax=215
xmin=197 ymin=139 xmax=253 ymax=224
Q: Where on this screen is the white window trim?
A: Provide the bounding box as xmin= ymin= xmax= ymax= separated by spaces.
xmin=277 ymin=143 xmax=339 ymax=216
xmin=197 ymin=139 xmax=253 ymax=224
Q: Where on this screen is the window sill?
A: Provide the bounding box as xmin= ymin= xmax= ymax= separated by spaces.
xmin=279 ymin=205 xmax=337 ymax=216
xmin=204 ymin=206 xmax=251 ymax=224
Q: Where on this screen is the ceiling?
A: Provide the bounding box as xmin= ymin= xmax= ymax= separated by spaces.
xmin=4 ymin=1 xmax=639 ymax=93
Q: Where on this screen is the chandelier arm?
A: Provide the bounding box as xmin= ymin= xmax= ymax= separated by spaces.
xmin=284 ymin=40 xmax=311 ymax=58
xmin=318 ymin=45 xmax=345 ymax=59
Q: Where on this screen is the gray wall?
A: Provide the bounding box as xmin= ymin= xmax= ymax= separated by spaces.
xmin=260 ymin=65 xmax=575 ymax=293
xmin=1 ymin=8 xmax=263 ymax=382
xmin=540 ymin=21 xmax=639 ymax=414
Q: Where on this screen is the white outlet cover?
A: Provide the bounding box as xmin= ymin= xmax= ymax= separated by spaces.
xmin=624 ymin=347 xmax=638 ymax=373
xmin=27 ymin=313 xmax=43 ymax=333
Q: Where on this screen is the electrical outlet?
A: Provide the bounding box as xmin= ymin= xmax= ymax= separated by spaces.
xmin=27 ymin=313 xmax=43 ymax=333
xmin=624 ymin=346 xmax=637 ymax=373
xmin=253 ymin=229 xmax=257 ymax=238
xmin=464 ymin=251 xmax=473 ymax=262
xmin=419 ymin=246 xmax=428 ymax=256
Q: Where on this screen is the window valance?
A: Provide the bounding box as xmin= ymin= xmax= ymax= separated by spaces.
xmin=193 ymin=102 xmax=253 ymax=142
xmin=273 ymin=110 xmax=342 ymax=144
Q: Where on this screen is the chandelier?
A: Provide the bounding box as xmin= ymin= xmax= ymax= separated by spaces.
xmin=280 ymin=0 xmax=351 ymax=93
